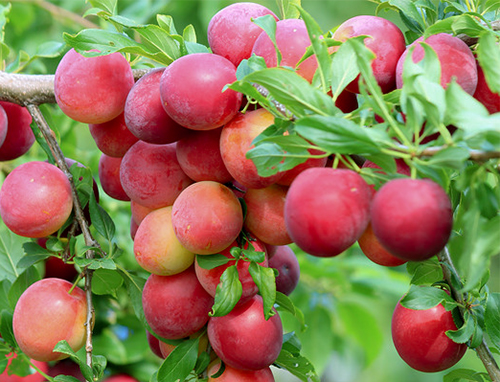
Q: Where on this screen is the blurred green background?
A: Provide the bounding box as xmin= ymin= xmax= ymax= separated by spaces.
xmin=0 ymin=1 xmax=498 ymax=382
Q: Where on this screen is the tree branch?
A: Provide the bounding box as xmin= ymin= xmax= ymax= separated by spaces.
xmin=25 ymin=104 xmax=96 ymax=373
xmin=438 ymin=248 xmax=500 ymax=382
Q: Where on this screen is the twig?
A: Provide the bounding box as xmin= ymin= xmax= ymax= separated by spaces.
xmin=0 ymin=69 xmax=148 ymax=105
xmin=25 ymin=104 xmax=96 ymax=373
xmin=438 ymin=248 xmax=500 ymax=382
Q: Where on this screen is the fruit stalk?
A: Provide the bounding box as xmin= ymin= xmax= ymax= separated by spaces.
xmin=25 ymin=103 xmax=97 ymax=370
xmin=438 ymin=247 xmax=500 ymax=381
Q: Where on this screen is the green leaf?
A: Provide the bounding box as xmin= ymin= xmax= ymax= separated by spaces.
xmin=89 ymin=193 xmax=115 ymax=242
xmin=330 ymin=39 xmax=360 ymax=101
xmin=210 ymin=265 xmax=242 ymax=317
xmin=451 ymin=14 xmax=491 ymax=37
xmin=274 ymin=347 xmax=320 ymax=382
xmin=195 ymin=254 xmax=231 ymax=270
xmin=91 ymin=354 xmax=107 ymax=381
xmin=276 ymin=0 xmax=301 ymax=19
xmin=400 ymin=285 xmax=457 ymax=311
xmin=63 ymin=29 xmax=174 ymax=66
xmin=18 ymin=242 xmax=51 ymax=269
xmin=91 ymin=269 xmax=123 ymax=296
xmin=54 ymin=376 xmax=84 ymax=382
xmin=275 ymin=292 xmax=306 ymax=327
xmin=53 ymin=341 xmax=93 ymax=381
xmin=241 ymin=245 xmax=266 ymax=263
xmin=0 ymin=221 xmax=28 ymax=282
xmin=75 ymin=257 xmax=116 ymax=270
xmin=6 ymin=41 xmax=65 ymax=73
xmin=248 ymin=262 xmax=276 ymax=320
xmin=8 ymin=267 xmax=41 ymax=309
xmin=444 ymin=368 xmax=491 ymax=382
xmin=389 ymin=0 xmax=425 ymax=34
xmin=230 ymin=67 xmax=339 ymax=118
xmin=252 ymin=15 xmax=281 ymax=65
xmin=157 ymin=338 xmax=199 ymax=382
xmin=88 ymin=0 xmax=117 ymax=15
xmin=447 ymin=310 xmax=475 ymax=344
xmin=294 ymin=115 xmax=387 ymax=155
xmin=119 ymin=267 xmax=147 ymax=324
xmin=0 ymin=4 xmax=11 ymax=64
xmin=296 ymin=6 xmax=330 ymax=91
xmin=477 ymin=32 xmax=500 ymax=94
xmin=0 ymin=310 xmax=16 ymax=348
xmin=426 ymin=147 xmax=471 ymax=170
xmin=485 ymin=293 xmax=500 ymax=348
xmin=193 ymin=352 xmax=210 ymax=375
xmin=406 ymin=258 xmax=443 ymax=285
xmin=247 ymin=133 xmax=318 ymax=177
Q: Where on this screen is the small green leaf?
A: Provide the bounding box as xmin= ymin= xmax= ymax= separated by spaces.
xmin=406 ymin=258 xmax=443 ymax=285
xmin=241 ymin=245 xmax=266 ymax=263
xmin=400 ymin=285 xmax=457 ymax=311
xmin=252 ymin=15 xmax=281 ymax=65
xmin=89 ymin=193 xmax=115 ymax=242
xmin=444 ymin=368 xmax=489 ymax=382
xmin=194 ymin=352 xmax=210 ymax=375
xmin=276 ymin=0 xmax=301 ymax=19
xmin=210 ymin=265 xmax=242 ymax=317
xmin=0 ymin=310 xmax=16 ymax=348
xmin=53 ymin=341 xmax=93 ymax=381
xmin=485 ymin=293 xmax=500 ymax=348
xmin=274 ymin=347 xmax=320 ymax=382
xmin=75 ymin=257 xmax=116 ymax=270
xmin=92 ymin=269 xmax=123 ymax=296
xmin=330 ymin=39 xmax=360 ymax=101
xmin=8 ymin=267 xmax=41 ymax=309
xmin=426 ymin=147 xmax=471 ymax=170
xmin=157 ymin=338 xmax=199 ymax=382
xmin=18 ymin=243 xmax=51 ymax=269
xmin=0 ymin=221 xmax=29 ymax=282
xmin=88 ymin=0 xmax=117 ymax=15
xmin=446 ymin=311 xmax=475 ymax=344
xmin=195 ymin=254 xmax=231 ymax=270
xmin=275 ymin=292 xmax=306 ymax=327
xmin=477 ymin=32 xmax=500 ymax=94
xmin=248 ymin=263 xmax=276 ymax=320
xmin=118 ymin=267 xmax=147 ymax=324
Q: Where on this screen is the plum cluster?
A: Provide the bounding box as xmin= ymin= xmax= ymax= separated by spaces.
xmin=2 ymin=1 xmax=499 ymax=379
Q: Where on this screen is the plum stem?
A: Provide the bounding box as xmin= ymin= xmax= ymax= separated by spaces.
xmin=25 ymin=104 xmax=96 ymax=373
xmin=438 ymin=247 xmax=500 ymax=382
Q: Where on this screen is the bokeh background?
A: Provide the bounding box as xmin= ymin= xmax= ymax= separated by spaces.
xmin=0 ymin=1 xmax=498 ymax=381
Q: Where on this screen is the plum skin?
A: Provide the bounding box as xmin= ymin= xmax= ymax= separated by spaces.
xmin=392 ymin=299 xmax=467 ymax=372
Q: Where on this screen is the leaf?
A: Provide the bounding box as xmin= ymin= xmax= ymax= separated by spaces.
xmin=330 ymin=39 xmax=360 ymax=101
xmin=6 ymin=41 xmax=65 ymax=73
xmin=54 ymin=376 xmax=84 ymax=382
xmin=241 ymin=245 xmax=266 ymax=263
xmin=477 ymin=32 xmax=500 ymax=94
xmin=230 ymin=67 xmax=339 ymax=118
xmin=247 ymin=134 xmax=318 ymax=177
xmin=446 ymin=310 xmax=475 ymax=344
xmin=248 ymin=262 xmax=276 ymax=320
xmin=91 ymin=269 xmax=123 ymax=296
xmin=0 ymin=310 xmax=16 ymax=348
xmin=444 ymin=368 xmax=490 ymax=382
xmin=194 ymin=352 xmax=210 ymax=375
xmin=157 ymin=338 xmax=199 ymax=382
xmin=209 ymin=265 xmax=242 ymax=317
xmin=18 ymin=242 xmax=51 ymax=269
xmin=296 ymin=6 xmax=330 ymax=91
xmin=450 ymin=14 xmax=491 ymax=37
xmin=294 ymin=115 xmax=387 ymax=155
xmin=75 ymin=257 xmax=116 ymax=270
xmin=400 ymin=285 xmax=457 ymax=311
xmin=92 ymin=354 xmax=107 ymax=381
xmin=0 ymin=4 xmax=11 ymax=63
xmin=276 ymin=0 xmax=301 ymax=19
xmin=485 ymin=293 xmax=500 ymax=348
xmin=8 ymin=267 xmax=41 ymax=309
xmin=274 ymin=348 xmax=320 ymax=382
xmin=195 ymin=254 xmax=231 ymax=270
xmin=406 ymin=258 xmax=443 ymax=285
xmin=89 ymin=193 xmax=115 ymax=242
xmin=119 ymin=267 xmax=147 ymax=324
xmin=426 ymin=147 xmax=471 ymax=170
xmin=53 ymin=341 xmax=93 ymax=381
xmin=88 ymin=0 xmax=117 ymax=15
xmin=0 ymin=221 xmax=28 ymax=282
xmin=63 ymin=29 xmax=174 ymax=66
xmin=388 ymin=0 xmax=425 ymax=34
xmin=275 ymin=292 xmax=306 ymax=327
xmin=252 ymin=15 xmax=281 ymax=65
